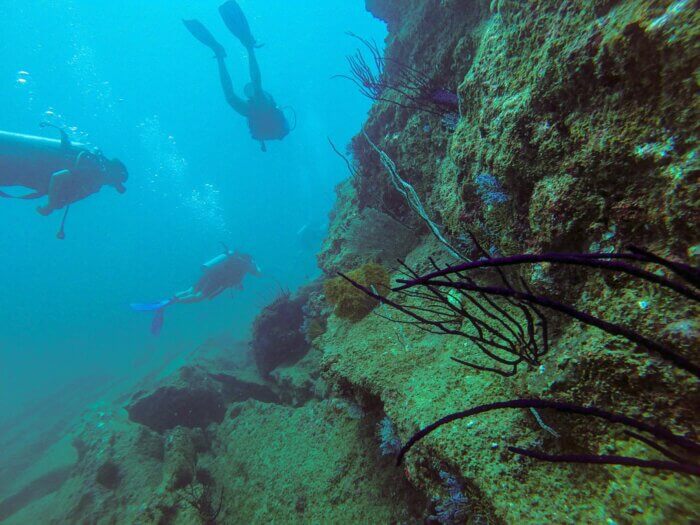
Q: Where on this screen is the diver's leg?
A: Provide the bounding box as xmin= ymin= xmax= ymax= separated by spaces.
xmin=216 ymin=57 xmax=249 ymax=117
xmin=173 ymin=287 xmax=203 ymax=304
xmin=247 ymin=48 xmax=263 ymax=96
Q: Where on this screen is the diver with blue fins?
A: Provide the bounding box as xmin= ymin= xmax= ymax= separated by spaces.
xmin=0 ymin=123 xmax=128 ymax=239
xmin=184 ymin=0 xmax=292 ymax=152
xmin=131 ymin=246 xmax=261 ymax=335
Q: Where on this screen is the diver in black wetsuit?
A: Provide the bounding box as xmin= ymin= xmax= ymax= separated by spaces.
xmin=184 ymin=1 xmax=291 ymax=152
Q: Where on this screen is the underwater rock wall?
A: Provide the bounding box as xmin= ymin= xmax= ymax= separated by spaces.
xmin=318 ymin=0 xmax=699 ymax=523
xmin=2 ymin=2 xmax=697 ymax=524
xmin=344 ymin=0 xmax=699 ymax=257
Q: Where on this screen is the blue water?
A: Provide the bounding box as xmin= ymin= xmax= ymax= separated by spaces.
xmin=0 ymin=1 xmax=385 ymax=419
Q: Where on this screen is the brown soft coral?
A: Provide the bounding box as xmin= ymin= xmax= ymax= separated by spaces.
xmin=324 ymin=263 xmax=389 ymax=321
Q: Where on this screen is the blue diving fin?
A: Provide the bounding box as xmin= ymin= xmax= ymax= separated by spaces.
xmin=130 ymin=299 xmax=171 ymax=336
xmin=218 ymin=1 xmax=258 ymax=49
xmin=130 ymin=299 xmax=170 ymax=312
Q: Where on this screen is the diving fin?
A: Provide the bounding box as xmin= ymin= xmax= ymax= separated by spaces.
xmin=131 ymin=300 xmax=170 ymax=336
xmin=183 ymin=19 xmax=226 ymax=58
xmin=218 ymin=1 xmax=258 ymax=49
xmin=130 ymin=299 xmax=171 ymax=312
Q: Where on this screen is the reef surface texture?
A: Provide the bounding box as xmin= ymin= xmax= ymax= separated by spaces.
xmin=318 ymin=0 xmax=699 ymax=523
xmin=1 ymin=1 xmax=698 ymax=524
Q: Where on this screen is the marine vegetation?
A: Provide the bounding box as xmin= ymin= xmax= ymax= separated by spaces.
xmin=324 ymin=262 xmax=389 ymax=321
xmin=178 ymin=464 xmax=224 ymax=525
xmin=394 ymin=244 xmax=699 ymax=377
xmin=342 ymin=243 xmax=700 ymax=476
xmin=336 ymin=32 xmax=459 ymax=119
xmin=301 ymin=316 xmax=327 ymax=343
xmin=429 ymin=471 xmax=470 ymax=524
xmin=398 ymin=399 xmax=700 ymax=477
xmin=377 ymin=416 xmax=402 ymax=456
xmin=343 ymin=235 xmax=549 ymax=377
xmin=363 ymin=132 xmax=466 ymax=260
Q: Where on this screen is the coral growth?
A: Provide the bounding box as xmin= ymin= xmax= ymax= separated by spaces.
xmin=301 ymin=317 xmax=327 ymax=343
xmin=429 ymin=471 xmax=470 ymax=524
xmin=318 ymin=0 xmax=700 ymax=522
xmin=178 ymin=463 xmax=224 ymax=525
xmin=337 ymin=32 xmax=459 ymax=119
xmin=300 ymin=283 xmax=331 ymax=343
xmin=342 ymin=236 xmax=551 ymax=377
xmin=377 ymin=416 xmax=402 ymax=456
xmin=324 ymin=262 xmax=389 ymax=321
xmin=393 ymin=245 xmax=699 ymax=377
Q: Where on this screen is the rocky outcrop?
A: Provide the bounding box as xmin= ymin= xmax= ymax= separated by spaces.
xmin=209 ymin=372 xmax=280 ymax=403
xmin=4 ymin=3 xmax=697 ymax=524
xmin=127 ymin=384 xmax=226 ymax=434
xmin=126 ymin=365 xmax=279 ymax=433
xmin=316 ymin=1 xmax=700 ymax=523
xmin=6 ymin=375 xmax=422 ymax=524
xmin=251 ymin=289 xmax=313 ymax=378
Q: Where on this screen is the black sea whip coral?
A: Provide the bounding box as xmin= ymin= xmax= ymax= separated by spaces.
xmin=397 ymin=400 xmax=700 ymax=476
xmin=341 ymin=233 xmax=549 ymax=377
xmin=341 ymin=244 xmax=700 ymax=475
xmin=394 ymin=246 xmax=699 ymax=377
xmin=335 ymin=32 xmax=459 ymax=119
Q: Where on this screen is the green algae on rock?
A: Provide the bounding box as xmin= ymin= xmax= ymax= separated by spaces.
xmin=316 ymin=0 xmax=700 ymax=523
xmin=1 ymin=337 xmax=425 ymax=524
xmin=2 ymin=1 xmax=698 ymax=524
xmin=325 ymin=262 xmax=390 ymax=321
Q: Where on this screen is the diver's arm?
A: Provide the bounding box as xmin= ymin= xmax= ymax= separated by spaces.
xmin=216 ymin=57 xmax=249 ymax=116
xmin=36 ymin=169 xmax=73 ymax=215
xmin=247 ymin=48 xmax=263 ymax=96
xmin=42 ymin=165 xmax=103 ymax=213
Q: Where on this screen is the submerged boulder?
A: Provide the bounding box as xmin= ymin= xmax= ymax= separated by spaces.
xmin=126 ymin=365 xmax=279 ymax=433
xmin=209 ymin=372 xmax=280 ymax=404
xmin=127 ymin=385 xmax=226 ymax=434
xmin=251 ymin=289 xmax=312 ymax=378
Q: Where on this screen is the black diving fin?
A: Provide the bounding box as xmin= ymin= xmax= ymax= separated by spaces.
xmin=218 ymin=1 xmax=258 ymax=49
xmin=183 ymin=19 xmax=226 ymax=58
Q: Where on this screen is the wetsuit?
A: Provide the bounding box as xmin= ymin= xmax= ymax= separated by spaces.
xmin=184 ymin=1 xmax=290 ymax=151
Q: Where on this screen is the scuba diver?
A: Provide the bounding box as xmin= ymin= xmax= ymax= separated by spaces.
xmin=0 ymin=123 xmax=128 ymax=239
xmin=183 ymin=0 xmax=292 ymax=152
xmin=131 ymin=246 xmax=261 ymax=335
